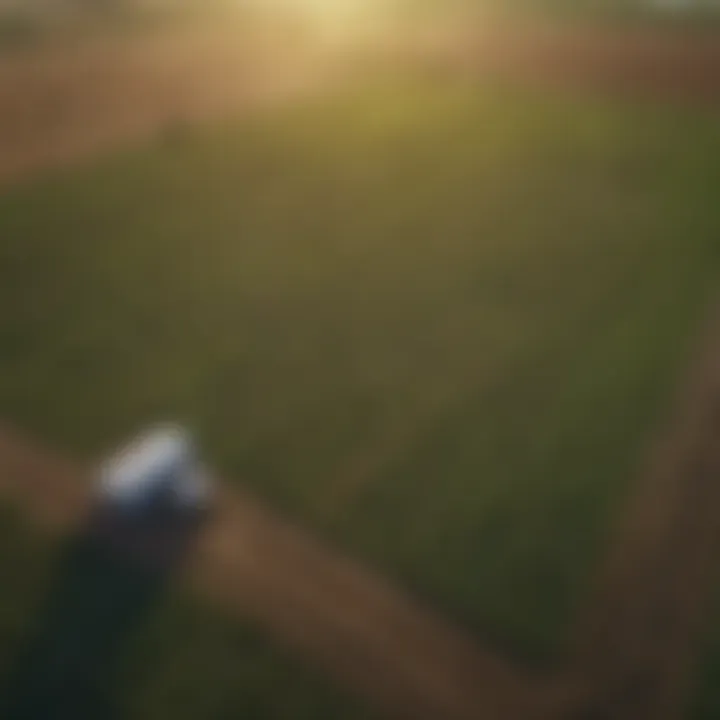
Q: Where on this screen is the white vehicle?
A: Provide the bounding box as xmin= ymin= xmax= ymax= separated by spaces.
xmin=97 ymin=424 xmax=212 ymax=517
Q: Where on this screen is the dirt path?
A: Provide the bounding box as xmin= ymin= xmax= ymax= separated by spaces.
xmin=193 ymin=485 xmax=545 ymax=720
xmin=0 ymin=422 xmax=541 ymax=720
xmin=0 ymin=23 xmax=343 ymax=188
xmin=562 ymin=300 xmax=720 ymax=720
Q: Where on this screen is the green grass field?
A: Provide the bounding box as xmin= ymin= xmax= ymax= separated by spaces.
xmin=1 ymin=71 xmax=719 ymax=711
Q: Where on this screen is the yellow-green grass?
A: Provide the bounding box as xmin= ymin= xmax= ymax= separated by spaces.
xmin=0 ymin=75 xmax=718 ymax=672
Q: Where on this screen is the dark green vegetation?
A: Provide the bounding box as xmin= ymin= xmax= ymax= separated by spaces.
xmin=0 ymin=70 xmax=719 ymax=684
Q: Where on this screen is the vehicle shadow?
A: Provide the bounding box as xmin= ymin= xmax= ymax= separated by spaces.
xmin=1 ymin=501 xmax=204 ymax=720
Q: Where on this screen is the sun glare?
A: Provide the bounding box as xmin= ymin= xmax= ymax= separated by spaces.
xmin=260 ymin=0 xmax=395 ymax=42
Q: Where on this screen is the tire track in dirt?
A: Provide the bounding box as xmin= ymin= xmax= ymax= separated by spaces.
xmin=562 ymin=300 xmax=720 ymax=719
xmin=0 ymin=422 xmax=539 ymax=720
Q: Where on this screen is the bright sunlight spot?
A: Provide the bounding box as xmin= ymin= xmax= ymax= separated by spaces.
xmin=256 ymin=0 xmax=398 ymax=42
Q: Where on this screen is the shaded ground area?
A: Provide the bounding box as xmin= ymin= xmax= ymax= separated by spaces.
xmin=0 ymin=425 xmax=538 ymax=720
xmin=0 ymin=504 xmax=201 ymax=720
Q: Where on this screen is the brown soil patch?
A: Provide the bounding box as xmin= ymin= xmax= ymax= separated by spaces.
xmin=192 ymin=484 xmax=542 ymax=720
xmin=562 ymin=299 xmax=720 ymax=720
xmin=0 ymin=24 xmax=343 ymax=188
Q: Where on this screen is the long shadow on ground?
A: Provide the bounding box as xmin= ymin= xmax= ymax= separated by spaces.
xmin=0 ymin=501 xmax=203 ymax=720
